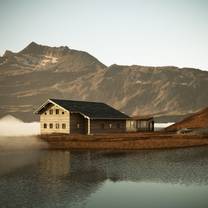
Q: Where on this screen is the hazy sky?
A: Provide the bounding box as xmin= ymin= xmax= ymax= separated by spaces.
xmin=0 ymin=0 xmax=208 ymax=70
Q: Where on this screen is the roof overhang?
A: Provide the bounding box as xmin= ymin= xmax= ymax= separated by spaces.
xmin=34 ymin=99 xmax=69 ymax=114
xmin=127 ymin=117 xmax=154 ymax=121
xmin=70 ymin=111 xmax=90 ymax=119
xmin=34 ymin=99 xmax=91 ymax=119
xmin=90 ymin=117 xmax=129 ymax=120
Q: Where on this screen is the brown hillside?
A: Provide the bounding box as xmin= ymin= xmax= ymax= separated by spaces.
xmin=166 ymin=107 xmax=208 ymax=131
xmin=1 ymin=42 xmax=208 ymax=121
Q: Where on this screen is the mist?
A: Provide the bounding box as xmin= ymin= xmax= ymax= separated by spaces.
xmin=0 ymin=115 xmax=39 ymax=136
xmin=0 ymin=115 xmax=47 ymax=176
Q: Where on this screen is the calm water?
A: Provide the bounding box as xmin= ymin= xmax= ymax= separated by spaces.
xmin=1 ymin=147 xmax=208 ymax=208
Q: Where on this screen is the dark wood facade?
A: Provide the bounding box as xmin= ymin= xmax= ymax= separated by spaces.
xmin=90 ymin=119 xmax=126 ymax=134
xmin=70 ymin=113 xmax=126 ymax=134
xmin=70 ymin=112 xmax=86 ymax=134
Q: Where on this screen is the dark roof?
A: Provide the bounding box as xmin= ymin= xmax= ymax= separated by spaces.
xmin=129 ymin=115 xmax=153 ymax=120
xmin=49 ymin=99 xmax=129 ymax=119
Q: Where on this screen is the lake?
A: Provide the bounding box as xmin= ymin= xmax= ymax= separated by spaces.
xmin=0 ymin=147 xmax=208 ymax=208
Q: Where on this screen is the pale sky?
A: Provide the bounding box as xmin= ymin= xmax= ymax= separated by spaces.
xmin=0 ymin=0 xmax=208 ymax=70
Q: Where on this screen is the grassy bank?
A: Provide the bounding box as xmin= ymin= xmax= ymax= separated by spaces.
xmin=40 ymin=132 xmax=208 ymax=150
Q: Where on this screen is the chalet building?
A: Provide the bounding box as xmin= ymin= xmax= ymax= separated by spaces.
xmin=126 ymin=116 xmax=154 ymax=132
xmin=35 ymin=99 xmax=155 ymax=135
xmin=34 ymin=99 xmax=130 ymax=135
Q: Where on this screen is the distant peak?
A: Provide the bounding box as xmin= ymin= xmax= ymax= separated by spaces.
xmin=19 ymin=41 xmax=44 ymax=54
xmin=108 ymin=64 xmax=127 ymax=70
xmin=27 ymin=41 xmax=39 ymax=47
xmin=25 ymin=41 xmax=70 ymax=51
xmin=60 ymin=45 xmax=70 ymax=50
xmin=3 ymin=50 xmax=14 ymax=57
xmin=19 ymin=42 xmax=71 ymax=56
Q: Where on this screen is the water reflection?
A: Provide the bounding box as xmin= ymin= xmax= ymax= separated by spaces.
xmin=0 ymin=147 xmax=208 ymax=208
xmin=39 ymin=151 xmax=71 ymax=177
xmin=68 ymin=147 xmax=208 ymax=185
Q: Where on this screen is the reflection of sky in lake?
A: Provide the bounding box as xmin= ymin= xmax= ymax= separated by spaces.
xmin=86 ymin=181 xmax=208 ymax=208
xmin=0 ymin=147 xmax=208 ymax=208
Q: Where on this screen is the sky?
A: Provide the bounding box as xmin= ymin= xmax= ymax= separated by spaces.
xmin=0 ymin=0 xmax=208 ymax=70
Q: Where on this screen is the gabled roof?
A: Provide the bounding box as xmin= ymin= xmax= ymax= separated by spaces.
xmin=35 ymin=98 xmax=130 ymax=120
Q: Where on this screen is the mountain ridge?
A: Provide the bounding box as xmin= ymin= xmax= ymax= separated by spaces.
xmin=0 ymin=42 xmax=208 ymax=122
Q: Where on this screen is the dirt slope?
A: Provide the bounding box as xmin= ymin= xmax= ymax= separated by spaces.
xmin=166 ymin=107 xmax=208 ymax=131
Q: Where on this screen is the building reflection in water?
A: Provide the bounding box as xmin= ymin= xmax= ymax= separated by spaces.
xmin=38 ymin=147 xmax=208 ymax=186
xmin=39 ymin=151 xmax=71 ymax=177
xmin=1 ymin=147 xmax=208 ymax=208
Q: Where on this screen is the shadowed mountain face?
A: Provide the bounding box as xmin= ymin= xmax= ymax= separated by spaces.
xmin=0 ymin=42 xmax=208 ymax=121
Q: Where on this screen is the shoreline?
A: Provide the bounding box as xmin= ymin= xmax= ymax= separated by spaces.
xmin=40 ymin=132 xmax=208 ymax=150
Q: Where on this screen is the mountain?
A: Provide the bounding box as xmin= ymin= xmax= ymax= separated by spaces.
xmin=0 ymin=42 xmax=208 ymax=122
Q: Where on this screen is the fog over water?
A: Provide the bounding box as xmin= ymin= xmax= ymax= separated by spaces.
xmin=0 ymin=115 xmax=46 ymax=175
xmin=0 ymin=115 xmax=39 ymax=136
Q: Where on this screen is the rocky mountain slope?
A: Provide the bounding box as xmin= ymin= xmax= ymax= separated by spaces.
xmin=0 ymin=42 xmax=208 ymax=121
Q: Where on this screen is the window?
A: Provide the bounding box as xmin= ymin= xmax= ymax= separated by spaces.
xmin=109 ymin=123 xmax=112 ymax=128
xmin=62 ymin=123 xmax=66 ymax=129
xmin=49 ymin=109 xmax=53 ymax=115
xmin=140 ymin=121 xmax=147 ymax=128
xmin=117 ymin=123 xmax=121 ymax=128
xmin=77 ymin=123 xmax=80 ymax=128
xmin=129 ymin=121 xmax=135 ymax=128
xmin=62 ymin=111 xmax=64 ymax=114
xmin=49 ymin=123 xmax=53 ymax=129
xmin=137 ymin=121 xmax=141 ymax=128
xmin=43 ymin=123 xmax=47 ymax=128
xmin=101 ymin=123 xmax=105 ymax=129
xmin=55 ymin=123 xmax=59 ymax=129
xmin=56 ymin=109 xmax=59 ymax=114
